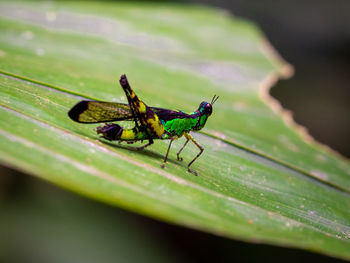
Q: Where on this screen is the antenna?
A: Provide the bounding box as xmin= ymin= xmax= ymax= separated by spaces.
xmin=211 ymin=95 xmax=219 ymax=105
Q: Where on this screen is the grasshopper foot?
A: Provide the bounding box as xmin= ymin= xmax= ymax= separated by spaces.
xmin=187 ymin=167 xmax=198 ymax=176
xmin=177 ymin=154 xmax=183 ymax=161
xmin=130 ymin=140 xmax=153 ymax=151
xmin=161 ymin=164 xmax=165 ymax=169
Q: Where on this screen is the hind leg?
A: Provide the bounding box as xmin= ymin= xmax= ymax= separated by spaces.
xmin=119 ymin=74 xmax=164 ymax=141
xmin=119 ymin=75 xmax=144 ymax=129
xmin=119 ymin=75 xmax=152 ymax=146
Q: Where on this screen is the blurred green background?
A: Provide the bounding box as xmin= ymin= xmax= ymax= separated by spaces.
xmin=1 ymin=1 xmax=349 ymax=262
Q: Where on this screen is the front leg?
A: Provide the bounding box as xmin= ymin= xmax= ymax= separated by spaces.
xmin=183 ymin=133 xmax=204 ymax=176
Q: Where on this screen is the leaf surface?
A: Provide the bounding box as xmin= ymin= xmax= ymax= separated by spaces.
xmin=0 ymin=1 xmax=349 ymax=259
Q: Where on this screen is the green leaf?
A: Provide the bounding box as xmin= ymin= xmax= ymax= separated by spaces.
xmin=0 ymin=1 xmax=349 ymax=260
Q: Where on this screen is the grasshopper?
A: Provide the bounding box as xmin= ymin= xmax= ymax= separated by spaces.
xmin=68 ymin=74 xmax=218 ymax=175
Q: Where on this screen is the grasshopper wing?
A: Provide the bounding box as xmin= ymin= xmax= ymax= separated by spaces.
xmin=150 ymin=107 xmax=191 ymax=122
xmin=68 ymin=101 xmax=133 ymax=123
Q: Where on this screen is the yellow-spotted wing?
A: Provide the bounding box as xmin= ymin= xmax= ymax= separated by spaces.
xmin=68 ymin=101 xmax=134 ymax=123
xmin=68 ymin=100 xmax=183 ymax=124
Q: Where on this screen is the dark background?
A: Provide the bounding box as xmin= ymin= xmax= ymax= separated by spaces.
xmin=1 ymin=1 xmax=349 ymax=262
xmin=192 ymin=0 xmax=350 ymax=157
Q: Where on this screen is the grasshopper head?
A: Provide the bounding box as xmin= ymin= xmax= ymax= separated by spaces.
xmin=198 ymin=95 xmax=219 ymax=115
xmin=194 ymin=95 xmax=219 ymax=130
xmin=198 ymin=101 xmax=213 ymax=116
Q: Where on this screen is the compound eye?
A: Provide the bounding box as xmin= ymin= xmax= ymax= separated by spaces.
xmin=205 ymin=104 xmax=212 ymax=115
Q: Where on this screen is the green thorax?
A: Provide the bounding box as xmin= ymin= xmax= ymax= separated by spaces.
xmin=162 ymin=101 xmax=212 ymax=138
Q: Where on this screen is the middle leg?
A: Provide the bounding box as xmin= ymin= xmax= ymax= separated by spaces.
xmin=177 ymin=138 xmax=189 ymax=161
xmin=161 ymin=138 xmax=174 ymax=168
